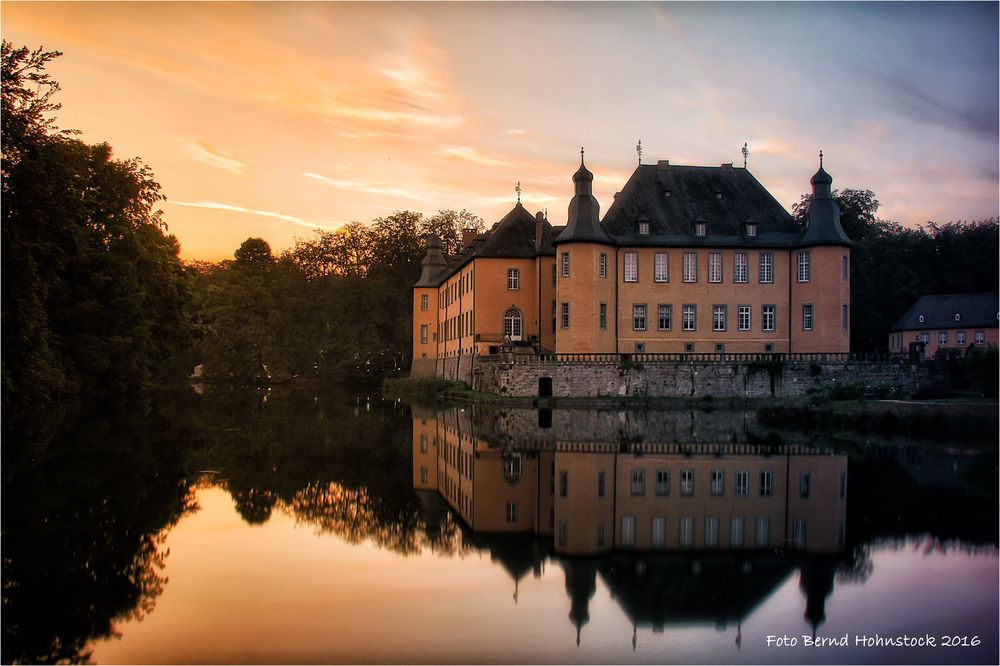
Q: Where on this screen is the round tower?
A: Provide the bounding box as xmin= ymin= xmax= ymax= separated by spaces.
xmin=552 ymin=150 xmax=617 ymax=354
xmin=790 ymin=154 xmax=853 ymax=353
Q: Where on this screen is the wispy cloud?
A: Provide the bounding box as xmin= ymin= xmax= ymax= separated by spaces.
xmin=182 ymin=139 xmax=248 ymax=174
xmin=169 ymin=200 xmax=338 ymax=230
xmin=304 ymin=172 xmax=431 ymax=202
xmin=439 ymin=146 xmax=512 ymax=168
xmin=871 ymin=71 xmax=999 ymax=139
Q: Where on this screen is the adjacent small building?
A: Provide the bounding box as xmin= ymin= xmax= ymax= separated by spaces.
xmin=888 ymin=293 xmax=999 ymax=359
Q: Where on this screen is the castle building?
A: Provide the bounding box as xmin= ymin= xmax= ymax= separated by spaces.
xmin=412 ymin=152 xmax=853 ymax=379
xmin=887 ymin=293 xmax=999 ymax=359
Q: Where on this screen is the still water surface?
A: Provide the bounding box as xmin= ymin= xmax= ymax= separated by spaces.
xmin=2 ymin=389 xmax=996 ymax=664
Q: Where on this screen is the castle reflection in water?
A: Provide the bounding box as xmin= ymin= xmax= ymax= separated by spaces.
xmin=411 ymin=406 xmax=850 ymax=644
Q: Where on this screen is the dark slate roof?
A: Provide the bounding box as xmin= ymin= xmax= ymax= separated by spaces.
xmin=797 ymin=166 xmax=853 ymax=248
xmin=890 ymin=293 xmax=999 ymax=332
xmin=421 ymin=203 xmax=556 ymax=286
xmin=554 ymin=156 xmax=613 ymax=245
xmin=598 ymin=163 xmax=802 ymax=247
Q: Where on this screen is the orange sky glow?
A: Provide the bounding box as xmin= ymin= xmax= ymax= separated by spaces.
xmin=3 ymin=2 xmax=997 ymax=261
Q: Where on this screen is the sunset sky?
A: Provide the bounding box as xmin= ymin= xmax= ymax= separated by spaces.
xmin=3 ymin=1 xmax=997 ymax=261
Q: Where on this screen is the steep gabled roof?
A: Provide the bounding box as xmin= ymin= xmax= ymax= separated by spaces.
xmin=890 ymin=293 xmax=999 ymax=332
xmin=600 ymin=163 xmax=801 ymax=247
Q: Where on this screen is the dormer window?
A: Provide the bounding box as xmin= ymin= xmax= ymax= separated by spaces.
xmin=715 ymin=191 xmax=723 ymax=199
xmin=694 ymin=222 xmax=707 ymax=237
xmin=745 ymin=223 xmax=757 ymax=238
xmin=638 ymin=221 xmax=650 ymax=236
xmin=954 ymin=313 xmax=961 ymax=322
xmin=664 ymin=190 xmax=672 ymax=198
xmin=918 ymin=314 xmax=925 ymax=323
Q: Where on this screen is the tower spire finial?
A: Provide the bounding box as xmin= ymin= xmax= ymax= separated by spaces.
xmin=580 ymin=146 xmax=585 ymax=164
xmin=819 ymin=149 xmax=824 ymax=168
xmin=515 ymin=181 xmax=521 ymax=203
xmin=742 ymin=142 xmax=749 ymax=169
xmin=636 ymin=139 xmax=642 ymax=165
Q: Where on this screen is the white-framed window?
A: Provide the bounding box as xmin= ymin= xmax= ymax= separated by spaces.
xmin=733 ymin=252 xmax=748 ymax=283
xmin=762 ymin=305 xmax=776 ymax=332
xmin=599 ymin=303 xmax=607 ymax=330
xmin=705 ymin=516 xmax=720 ymax=547
xmin=651 ymin=516 xmax=666 ymax=547
xmin=921 ymin=332 xmax=930 ymax=344
xmin=561 ymin=252 xmax=570 ymax=277
xmin=713 ymin=305 xmax=727 ymax=332
xmin=745 ymin=223 xmax=757 ymax=238
xmin=708 ymin=252 xmax=723 ymax=283
xmin=420 ymin=433 xmax=428 ymax=452
xmin=710 ymin=469 xmax=725 ymax=496
xmin=957 ymin=331 xmax=967 ymax=345
xmin=755 ymin=516 xmax=770 ymax=546
xmin=793 ymin=518 xmax=807 ymax=548
xmin=954 ymin=313 xmax=961 ymax=322
xmin=504 ymin=308 xmax=523 ymax=340
xmin=507 ymin=267 xmax=519 ymax=290
xmin=802 ymin=304 xmax=814 ymax=331
xmin=694 ymin=222 xmax=707 ymax=237
xmin=633 ymin=304 xmax=647 ymax=331
xmin=506 ymin=501 xmax=518 ymax=523
xmin=683 ymin=252 xmax=697 ymax=282
xmin=638 ymin=220 xmax=650 ymax=235
xmin=654 ymin=252 xmax=669 ymax=282
xmin=843 ymin=304 xmax=849 ymax=331
xmin=975 ymin=331 xmax=985 ymax=344
xmin=759 ymin=251 xmax=774 ymax=283
xmin=420 ymin=294 xmax=429 ymax=311
xmin=738 ymin=305 xmax=751 ymax=331
xmin=621 ymin=516 xmax=636 ymax=546
xmin=730 ymin=516 xmax=745 ymax=547
xmin=624 ymin=252 xmax=638 ymax=282
xmin=680 ymin=469 xmax=694 ymax=496
xmin=630 ymin=469 xmax=645 ymax=495
xmin=679 ymin=516 xmax=694 ymax=546
xmin=560 ymin=302 xmax=570 ymax=329
xmin=918 ymin=314 xmax=925 ymax=323
xmin=760 ymin=470 xmax=773 ymax=497
xmin=658 ymin=304 xmax=672 ymax=331
xmin=842 ymin=255 xmax=849 ymax=280
xmin=420 ymin=324 xmax=428 ymax=344
xmin=797 ymin=250 xmax=811 ymax=282
xmin=735 ymin=470 xmax=749 ymax=496
xmin=682 ymin=304 xmax=696 ymax=331
xmin=599 ymin=253 xmax=608 ymax=278
xmin=656 ymin=469 xmax=670 ymax=496
xmin=938 ymin=331 xmax=947 ymax=346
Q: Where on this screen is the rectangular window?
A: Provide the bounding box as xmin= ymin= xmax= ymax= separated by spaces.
xmin=735 ymin=470 xmax=749 ymax=496
xmin=759 ymin=252 xmax=774 ymax=284
xmin=793 ymin=519 xmax=807 ymax=548
xmin=552 ymin=264 xmax=556 ymax=287
xmin=682 ymin=304 xmax=696 ymax=331
xmin=597 ymin=471 xmax=606 ymax=498
xmin=599 ymin=303 xmax=607 ymax=330
xmin=694 ymin=221 xmax=707 ymax=236
xmin=745 ymin=223 xmax=757 ymax=238
xmin=738 ymin=305 xmax=751 ymax=331
xmin=679 ymin=516 xmax=694 ymax=546
xmin=797 ymin=250 xmax=811 ymax=282
xmin=842 ymin=255 xmax=849 ymax=280
xmin=921 ymin=332 xmax=930 ymax=344
xmin=975 ymin=331 xmax=986 ymax=344
xmin=507 ymin=267 xmax=519 ymax=290
xmin=630 ymin=469 xmax=645 ymax=496
xmin=957 ymin=331 xmax=967 ymax=345
xmin=561 ymin=252 xmax=570 ymax=277
xmin=755 ymin=516 xmax=770 ymax=546
xmin=710 ymin=469 xmax=725 ymax=496
xmin=760 ymin=470 xmax=773 ymax=497
xmin=559 ymin=471 xmax=568 ymax=498
xmin=559 ymin=521 xmax=568 ymax=546
xmin=638 ymin=221 xmax=650 ymax=235
xmin=651 ymin=517 xmax=666 ymax=547
xmin=596 ymin=522 xmax=605 ymax=547
xmin=705 ymin=517 xmax=720 ymax=547
xmin=624 ymin=252 xmax=638 ymax=282
xmin=680 ymin=469 xmax=694 ymax=496
xmin=599 ymin=253 xmax=608 ymax=278
xmin=840 ymin=471 xmax=847 ymax=498
xmin=560 ymin=302 xmax=570 ymax=329
xmin=762 ymin=305 xmax=776 ymax=332
xmin=633 ymin=304 xmax=647 ymax=331
xmin=420 ymin=294 xmax=429 ymax=311
xmin=730 ymin=517 xmax=745 ymax=547
xmin=708 ymin=252 xmax=723 ymax=283
xmin=658 ymin=304 xmax=672 ymax=331
xmin=621 ymin=516 xmax=636 ymax=547
xmin=712 ymin=305 xmax=727 ymax=332
xmin=683 ymin=252 xmax=697 ymax=283
xmin=420 ymin=433 xmax=428 ymax=452
xmin=655 ymin=470 xmax=670 ymax=496
xmin=420 ymin=324 xmax=428 ymax=344
xmin=506 ymin=502 xmax=518 ymax=523
xmin=802 ymin=304 xmax=814 ymax=331
xmin=654 ymin=252 xmax=669 ymax=282
xmin=800 ymin=471 xmax=811 ymax=498
xmin=420 ymin=466 xmax=428 ymax=484
xmin=939 ymin=331 xmax=948 ymax=346
xmin=733 ymin=252 xmax=748 ymax=283
xmin=843 ymin=303 xmax=849 ymax=331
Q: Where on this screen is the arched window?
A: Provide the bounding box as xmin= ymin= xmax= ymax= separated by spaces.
xmin=918 ymin=314 xmax=925 ymax=323
xmin=954 ymin=313 xmax=961 ymax=322
xmin=504 ymin=308 xmax=523 ymax=341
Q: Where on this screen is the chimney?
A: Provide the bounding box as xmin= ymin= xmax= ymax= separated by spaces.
xmin=657 ymin=160 xmax=670 ymax=169
xmin=721 ymin=162 xmax=733 ymax=171
xmin=534 ymin=211 xmax=545 ymax=251
xmin=461 ymin=228 xmax=477 ymax=249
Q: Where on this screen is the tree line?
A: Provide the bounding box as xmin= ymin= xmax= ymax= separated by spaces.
xmin=2 ymin=42 xmax=997 ymax=410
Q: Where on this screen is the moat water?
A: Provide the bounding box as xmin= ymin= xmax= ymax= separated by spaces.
xmin=2 ymin=389 xmax=996 ymax=664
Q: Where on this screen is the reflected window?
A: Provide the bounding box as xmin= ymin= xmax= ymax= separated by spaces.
xmin=735 ymin=470 xmax=749 ymax=496
xmin=503 ymin=452 xmax=522 ymax=484
xmin=710 ymin=469 xmax=725 ymax=496
xmin=420 ymin=433 xmax=428 ymax=453
xmin=839 ymin=471 xmax=846 ymax=499
xmin=420 ymin=466 xmax=428 ymax=484
xmin=655 ymin=469 xmax=670 ymax=496
xmin=755 ymin=516 xmax=770 ymax=546
xmin=621 ymin=516 xmax=636 ymax=547
xmin=506 ymin=502 xmax=518 ymax=523
xmin=679 ymin=516 xmax=694 ymax=546
xmin=793 ymin=519 xmax=807 ymax=548
xmin=799 ymin=471 xmax=811 ymax=498
xmin=560 ymin=471 xmax=568 ymax=498
xmin=760 ymin=470 xmax=773 ymax=497
xmin=559 ymin=521 xmax=568 ymax=546
xmin=596 ymin=522 xmax=605 ymax=547
xmin=705 ymin=517 xmax=720 ymax=547
xmin=730 ymin=516 xmax=745 ymax=547
xmin=681 ymin=469 xmax=694 ymax=496
xmin=651 ymin=516 xmax=666 ymax=547
xmin=630 ymin=469 xmax=645 ymax=495
xmin=597 ymin=471 xmax=606 ymax=498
